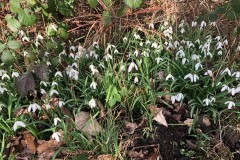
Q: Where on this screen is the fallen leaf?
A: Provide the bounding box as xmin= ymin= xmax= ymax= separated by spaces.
xmin=148 ymin=148 xmax=159 ymax=160
xmin=128 ymin=150 xmax=144 ymax=159
xmin=97 ymin=154 xmax=113 ymax=160
xmin=184 ymin=118 xmax=194 ymax=128
xmin=75 ymin=111 xmax=101 ymax=136
xmin=21 ymin=131 xmax=36 ymax=154
xmin=198 ymin=115 xmax=211 ymax=127
xmin=153 ymin=108 xmax=168 ymax=127
xmin=124 ymin=121 xmax=138 ymax=134
xmin=147 ymin=105 xmax=162 ymax=116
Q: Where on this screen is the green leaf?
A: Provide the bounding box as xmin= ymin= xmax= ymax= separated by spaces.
xmin=226 ymin=10 xmax=238 ymax=20
xmin=18 ymin=9 xmax=36 ymax=26
xmin=9 ymin=0 xmax=21 ymax=13
xmin=101 ymin=11 xmax=112 ymax=25
xmin=1 ymin=50 xmax=15 ymax=65
xmin=0 ymin=42 xmax=6 ymax=53
xmin=7 ymin=40 xmax=21 ymax=50
xmin=6 ymin=18 xmax=21 ymax=32
xmin=237 ymin=26 xmax=240 ymax=35
xmin=103 ymin=0 xmax=112 ymax=7
xmin=26 ymin=0 xmax=36 ymax=5
xmin=16 ymin=72 xmax=35 ymax=97
xmin=58 ymin=1 xmax=72 ymax=16
xmin=58 ymin=27 xmax=68 ymax=39
xmin=117 ymin=5 xmax=126 ymax=17
xmin=231 ymin=0 xmax=240 ymax=13
xmin=208 ymin=12 xmax=218 ymax=22
xmin=88 ymin=0 xmax=98 ymax=8
xmin=124 ymin=0 xmax=142 ymax=9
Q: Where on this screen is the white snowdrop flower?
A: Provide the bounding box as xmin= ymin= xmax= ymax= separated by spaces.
xmin=218 ymin=50 xmax=223 ymax=55
xmin=45 ymin=104 xmax=51 ymax=110
xmin=0 ymin=86 xmax=7 ymax=94
xmin=92 ymin=42 xmax=99 ymax=48
xmin=176 ymin=93 xmax=184 ymax=102
xmin=18 ymin=30 xmax=25 ymax=37
xmin=69 ymin=53 xmax=75 ymax=58
xmin=178 ymin=20 xmax=184 ymax=28
xmin=104 ymin=54 xmax=113 ymax=61
xmin=70 ymin=46 xmax=76 ymax=52
xmin=58 ymin=101 xmax=65 ymax=107
xmin=225 ymin=101 xmax=235 ymax=109
xmin=163 ymin=26 xmax=173 ymax=39
xmin=229 ymin=88 xmax=236 ymax=95
xmin=89 ymin=64 xmax=99 ymax=75
xmin=93 ymin=53 xmax=99 ymax=59
xmin=36 ymin=33 xmax=43 ymax=40
xmin=232 ymin=71 xmax=240 ymax=80
xmin=55 ymin=71 xmax=63 ymax=77
xmin=210 ymin=22 xmax=216 ymax=26
xmin=23 ymin=51 xmax=29 ymax=57
xmin=123 ymin=37 xmax=128 ymax=42
xmin=72 ymin=62 xmax=78 ymax=69
xmin=128 ymin=62 xmax=138 ymax=72
xmin=203 ymin=98 xmax=211 ymax=106
xmin=223 ymin=39 xmax=228 ymax=46
xmin=216 ymin=41 xmax=223 ymax=50
xmin=2 ymin=73 xmax=10 ymax=80
xmin=221 ymin=84 xmax=229 ymax=92
xmin=191 ymin=21 xmax=197 ymax=27
xmin=89 ymin=98 xmax=97 ymax=108
xmin=54 ymin=118 xmax=61 ymax=126
xmin=184 ymin=73 xmax=199 ymax=82
xmin=40 ymin=81 xmax=48 ymax=87
xmin=50 ymin=89 xmax=59 ymax=96
xmin=155 ymin=57 xmax=163 ymax=64
xmin=180 ymin=28 xmax=185 ymax=34
xmin=149 ymin=23 xmax=154 ymax=29
xmin=200 ymin=21 xmax=206 ymax=30
xmin=44 ymin=52 xmax=50 ymax=57
xmin=89 ymin=50 xmax=95 ymax=57
xmin=182 ymin=58 xmax=189 ymax=65
xmin=142 ymin=51 xmax=149 ymax=57
xmin=66 ymin=66 xmax=79 ymax=80
xmin=164 ymin=21 xmax=169 ymax=26
xmin=151 ymin=42 xmax=159 ymax=49
xmin=0 ymin=70 xmax=6 ymax=76
xmin=52 ymin=132 xmax=61 ymax=142
xmin=49 ymin=23 xmax=58 ymax=31
xmin=99 ymin=63 xmax=105 ymax=69
xmin=134 ymin=50 xmax=139 ymax=57
xmin=195 ymin=39 xmax=200 ymax=44
xmin=174 ymin=41 xmax=180 ymax=48
xmin=146 ymin=40 xmax=151 ymax=45
xmin=167 ymin=42 xmax=174 ymax=49
xmin=176 ymin=50 xmax=185 ymax=59
xmin=40 ymin=88 xmax=46 ymax=94
xmin=28 ymin=103 xmax=41 ymax=113
xmin=22 ymin=36 xmax=29 ymax=42
xmin=166 ymin=74 xmax=174 ymax=81
xmin=52 ymin=82 xmax=58 ymax=86
xmin=133 ymin=33 xmax=141 ymax=40
xmin=221 ymin=68 xmax=231 ymax=76
xmin=134 ymin=76 xmax=139 ymax=83
xmin=186 ymin=42 xmax=195 ymax=48
xmin=215 ymin=36 xmax=221 ymax=41
xmin=59 ymin=49 xmax=67 ymax=57
xmin=204 ymin=70 xmax=213 ymax=76
xmin=13 ymin=121 xmax=26 ymax=131
xmin=195 ymin=62 xmax=203 ymax=70
xmin=139 ymin=42 xmax=143 ymax=46
xmin=46 ymin=61 xmax=51 ymax=66
xmin=12 ymin=72 xmax=19 ymax=78
xmin=90 ymin=81 xmax=97 ymax=90
xmin=210 ymin=97 xmax=216 ymax=102
xmin=206 ymin=52 xmax=213 ymax=58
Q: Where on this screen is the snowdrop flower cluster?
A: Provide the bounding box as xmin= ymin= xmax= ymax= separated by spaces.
xmin=171 ymin=93 xmax=184 ymax=104
xmin=66 ymin=65 xmax=79 ymax=80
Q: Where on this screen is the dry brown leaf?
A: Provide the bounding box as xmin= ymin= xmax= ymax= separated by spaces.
xmin=128 ymin=150 xmax=144 ymax=159
xmin=153 ymin=108 xmax=168 ymax=127
xmin=97 ymin=154 xmax=113 ymax=160
xmin=75 ymin=111 xmax=101 ymax=136
xmin=37 ymin=139 xmax=62 ymax=155
xmin=184 ymin=118 xmax=194 ymax=128
xmin=124 ymin=121 xmax=138 ymax=134
xmin=148 ymin=148 xmax=159 ymax=160
xmin=148 ymin=105 xmax=162 ymax=117
xmin=198 ymin=115 xmax=211 ymax=127
xmin=21 ymin=131 xmax=36 ymax=154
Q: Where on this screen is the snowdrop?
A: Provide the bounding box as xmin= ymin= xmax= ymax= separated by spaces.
xmin=89 ymin=98 xmax=97 ymax=108
xmin=191 ymin=21 xmax=197 ymax=27
xmin=200 ymin=21 xmax=206 ymax=30
xmin=184 ymin=73 xmax=199 ymax=82
xmin=166 ymin=74 xmax=174 ymax=81
xmin=54 ymin=118 xmax=61 ymax=126
xmin=215 ymin=36 xmax=221 ymax=41
xmin=128 ymin=62 xmax=138 ymax=72
xmin=174 ymin=41 xmax=180 ymax=48
xmin=66 ymin=65 xmax=79 ymax=80
xmin=155 ymin=57 xmax=163 ymax=64
xmin=40 ymin=81 xmax=48 ymax=87
xmin=58 ymin=101 xmax=65 ymax=107
xmin=216 ymin=41 xmax=223 ymax=50
xmin=203 ymin=98 xmax=211 ymax=106
xmin=40 ymin=88 xmax=46 ymax=94
xmin=180 ymin=28 xmax=185 ymax=34
xmin=142 ymin=50 xmax=149 ymax=57
xmin=221 ymin=68 xmax=231 ymax=76
xmin=45 ymin=104 xmax=51 ymax=110
xmin=195 ymin=62 xmax=203 ymax=70
xmin=134 ymin=76 xmax=139 ymax=83
xmin=163 ymin=26 xmax=173 ymax=39
xmin=52 ymin=82 xmax=58 ymax=86
xmin=13 ymin=121 xmax=26 ymax=131
xmin=0 ymin=70 xmax=6 ymax=76
xmin=195 ymin=39 xmax=200 ymax=44
xmin=50 ymin=89 xmax=59 ymax=96
xmin=0 ymin=85 xmax=7 ymax=94
xmin=54 ymin=71 xmax=63 ymax=77
xmin=151 ymin=42 xmax=159 ymax=49
xmin=191 ymin=54 xmax=201 ymax=61
xmin=2 ymin=73 xmax=10 ymax=80
xmin=103 ymin=54 xmax=112 ymax=61
xmin=182 ymin=58 xmax=189 ymax=65
xmin=28 ymin=103 xmax=41 ymax=112
xmin=232 ymin=71 xmax=240 ymax=80
xmin=52 ymin=132 xmax=61 ymax=142
xmin=133 ymin=33 xmax=141 ymax=40
xmin=176 ymin=50 xmax=185 ymax=59
xmin=22 ymin=36 xmax=29 ymax=42
xmin=221 ymin=84 xmax=229 ymax=92
xmin=171 ymin=93 xmax=184 ymax=104
xmin=70 ymin=46 xmax=76 ymax=52
xmin=204 ymin=70 xmax=213 ymax=77
xmin=134 ymin=50 xmax=139 ymax=57
xmin=218 ymin=50 xmax=223 ymax=56
xmin=225 ymin=101 xmax=235 ymax=109
xmin=90 ymin=81 xmax=97 ymax=90
xmin=223 ymin=39 xmax=228 ymax=46
xmin=89 ymin=64 xmax=99 ymax=75
xmin=123 ymin=37 xmax=127 ymax=42
xmin=149 ymin=23 xmax=154 ymax=29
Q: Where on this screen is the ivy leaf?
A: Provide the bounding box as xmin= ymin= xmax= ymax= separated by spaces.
xmin=6 ymin=18 xmax=21 ymax=32
xmin=231 ymin=0 xmax=240 ymax=13
xmin=9 ymin=0 xmax=21 ymax=13
xmin=7 ymin=40 xmax=21 ymax=50
xmin=16 ymin=72 xmax=35 ymax=97
xmin=18 ymin=9 xmax=36 ymax=26
xmin=34 ymin=64 xmax=50 ymax=81
xmin=0 ymin=42 xmax=6 ymax=53
xmin=124 ymin=0 xmax=142 ymax=9
xmin=88 ymin=0 xmax=98 ymax=8
xmin=58 ymin=1 xmax=72 ymax=16
xmin=101 ymin=11 xmax=112 ymax=25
